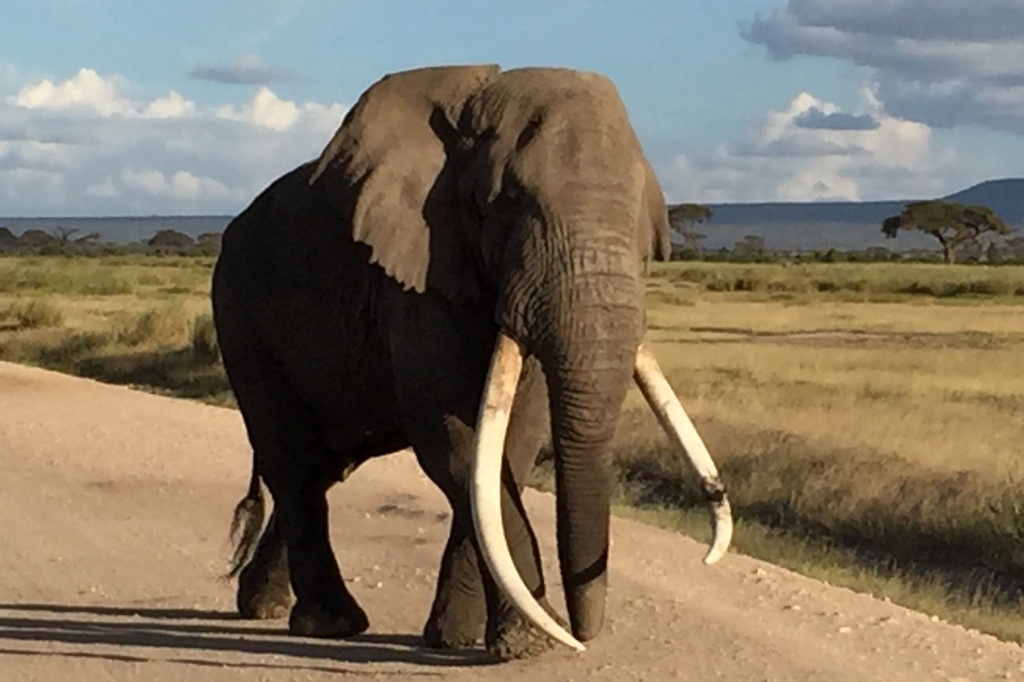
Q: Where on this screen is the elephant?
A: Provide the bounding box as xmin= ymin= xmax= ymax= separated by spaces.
xmin=214 ymin=63 xmax=732 ymax=660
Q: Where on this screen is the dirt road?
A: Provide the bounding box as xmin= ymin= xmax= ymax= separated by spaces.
xmin=0 ymin=361 xmax=1021 ymax=681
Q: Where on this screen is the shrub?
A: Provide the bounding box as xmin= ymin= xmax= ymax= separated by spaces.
xmin=117 ymin=306 xmax=187 ymax=347
xmin=1 ymin=299 xmax=64 ymax=329
xmin=189 ymin=313 xmax=220 ymax=365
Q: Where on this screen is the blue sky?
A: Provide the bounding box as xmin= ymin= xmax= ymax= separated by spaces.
xmin=2 ymin=0 xmax=1023 ymax=215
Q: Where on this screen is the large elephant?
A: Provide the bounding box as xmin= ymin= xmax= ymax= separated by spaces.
xmin=214 ymin=64 xmax=732 ymax=660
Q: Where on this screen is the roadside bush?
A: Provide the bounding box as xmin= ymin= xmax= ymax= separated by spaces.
xmin=0 ymin=299 xmax=64 ymax=329
xmin=117 ymin=306 xmax=188 ymax=347
xmin=189 ymin=313 xmax=220 ymax=365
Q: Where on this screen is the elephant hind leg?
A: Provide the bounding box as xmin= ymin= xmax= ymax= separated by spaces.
xmin=230 ymin=391 xmax=367 ymax=637
xmin=231 ymin=434 xmax=409 ymax=624
xmin=227 ymin=459 xmax=292 ymax=620
xmin=216 ymin=300 xmax=367 ymax=638
xmin=236 ymin=507 xmax=294 ymax=620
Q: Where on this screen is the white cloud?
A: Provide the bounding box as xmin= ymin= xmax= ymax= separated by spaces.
xmin=0 ymin=67 xmax=348 ymax=215
xmin=215 ymin=87 xmax=347 ymax=131
xmin=142 ymin=91 xmax=195 ymax=119
xmin=10 ymin=68 xmax=196 ymax=121
xmin=216 ymin=87 xmax=299 ymax=130
xmin=659 ymin=88 xmax=957 ymax=203
xmin=743 ymin=1 xmax=1024 ymax=133
xmin=15 ymin=68 xmax=134 ymax=116
xmin=122 ymin=168 xmax=231 ymax=201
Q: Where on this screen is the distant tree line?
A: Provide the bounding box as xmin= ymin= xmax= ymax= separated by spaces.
xmin=667 ymin=199 xmax=1024 ymax=265
xmin=0 ymin=227 xmax=222 ymax=256
xmin=4 ymin=198 xmax=1023 ymax=265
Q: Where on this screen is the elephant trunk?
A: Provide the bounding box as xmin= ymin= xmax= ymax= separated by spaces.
xmin=519 ymin=225 xmax=644 ymax=642
xmin=473 ymin=205 xmax=644 ymax=650
xmin=544 ymin=330 xmax=637 ymax=642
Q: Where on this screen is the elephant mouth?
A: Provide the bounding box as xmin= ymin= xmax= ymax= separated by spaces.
xmin=469 ymin=331 xmax=733 ymax=652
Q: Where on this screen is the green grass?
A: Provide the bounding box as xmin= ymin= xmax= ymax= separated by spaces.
xmin=4 ymin=254 xmax=1024 ymax=643
xmin=653 ymin=261 xmax=1024 ymax=300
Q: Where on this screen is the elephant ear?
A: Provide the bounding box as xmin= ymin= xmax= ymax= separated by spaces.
xmin=308 ymin=64 xmax=501 ymax=301
xmin=640 ymin=157 xmax=672 ymax=263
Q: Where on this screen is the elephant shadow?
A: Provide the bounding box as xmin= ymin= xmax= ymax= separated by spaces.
xmin=0 ymin=602 xmax=493 ymax=673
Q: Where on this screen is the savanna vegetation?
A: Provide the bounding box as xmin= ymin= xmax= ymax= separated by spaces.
xmin=3 ymin=253 xmax=1024 ymax=643
xmin=665 ymin=198 xmax=1024 ymax=266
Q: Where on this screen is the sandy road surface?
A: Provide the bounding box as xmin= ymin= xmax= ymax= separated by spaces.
xmin=0 ymin=361 xmax=1022 ymax=681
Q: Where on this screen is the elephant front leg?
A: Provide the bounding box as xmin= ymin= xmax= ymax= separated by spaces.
xmin=421 ymin=521 xmax=487 ymax=649
xmin=236 ymin=509 xmax=294 ymax=620
xmin=392 ymin=305 xmax=560 ymax=659
xmin=423 ymin=504 xmax=567 ymax=657
xmin=419 ymin=475 xmax=563 ymax=659
xmin=407 ymin=367 xmax=558 ymax=658
xmin=479 ymin=472 xmax=568 ymax=661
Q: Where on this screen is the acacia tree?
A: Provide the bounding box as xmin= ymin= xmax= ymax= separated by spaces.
xmin=881 ymin=200 xmax=1010 ymax=264
xmin=51 ymin=227 xmax=79 ymax=243
xmin=667 ymin=203 xmax=712 ymax=258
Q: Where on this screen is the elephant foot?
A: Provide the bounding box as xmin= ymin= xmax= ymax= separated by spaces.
xmin=485 ymin=599 xmax=567 ymax=661
xmin=421 ymin=608 xmax=485 ymax=650
xmin=288 ymin=599 xmax=369 ymax=639
xmin=236 ymin=562 xmax=294 ymax=620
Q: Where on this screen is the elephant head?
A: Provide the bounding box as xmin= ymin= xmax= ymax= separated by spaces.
xmin=308 ymin=65 xmax=731 ymax=651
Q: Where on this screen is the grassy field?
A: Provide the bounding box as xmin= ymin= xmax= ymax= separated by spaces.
xmin=3 ymin=255 xmax=1024 ymax=641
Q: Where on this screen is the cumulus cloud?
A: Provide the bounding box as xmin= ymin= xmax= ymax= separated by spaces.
xmin=743 ymin=0 xmax=1024 ymax=133
xmin=190 ymin=54 xmax=292 ymax=85
xmin=0 ymin=67 xmax=348 ymax=215
xmin=14 ymin=68 xmax=136 ymax=116
xmin=216 ymin=87 xmax=300 ymax=130
xmin=214 ymin=87 xmax=346 ymax=132
xmin=659 ymin=89 xmax=957 ymax=203
xmin=10 ymin=67 xmax=195 ymax=121
xmin=142 ymin=91 xmax=196 ymax=119
xmin=122 ymin=168 xmax=231 ymax=201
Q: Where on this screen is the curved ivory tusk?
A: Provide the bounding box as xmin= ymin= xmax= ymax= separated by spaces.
xmin=470 ymin=332 xmax=586 ymax=652
xmin=633 ymin=344 xmax=733 ymax=565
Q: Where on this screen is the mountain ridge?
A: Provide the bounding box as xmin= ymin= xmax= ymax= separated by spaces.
xmin=701 ymin=178 xmax=1024 ymax=225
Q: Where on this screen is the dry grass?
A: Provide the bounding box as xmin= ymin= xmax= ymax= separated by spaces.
xmin=584 ymin=262 xmax=1024 ymax=640
xmin=0 ymin=255 xmax=230 ymax=404
xmin=0 ymin=299 xmax=65 ymax=330
xmin=654 ymin=261 xmax=1024 ymax=299
xmin=4 ymin=254 xmax=1024 ymax=642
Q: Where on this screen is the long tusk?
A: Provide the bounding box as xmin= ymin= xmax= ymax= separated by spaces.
xmin=470 ymin=332 xmax=586 ymax=652
xmin=633 ymin=344 xmax=733 ymax=565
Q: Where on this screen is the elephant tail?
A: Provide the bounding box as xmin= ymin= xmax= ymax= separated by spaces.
xmin=226 ymin=454 xmax=266 ymax=579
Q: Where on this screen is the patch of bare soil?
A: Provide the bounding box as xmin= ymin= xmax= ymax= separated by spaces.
xmin=689 ymin=326 xmax=1020 ymax=350
xmin=0 ymin=361 xmax=1021 ymax=680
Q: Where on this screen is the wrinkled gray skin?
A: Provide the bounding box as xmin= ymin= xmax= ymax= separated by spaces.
xmin=214 ymin=64 xmax=672 ymax=660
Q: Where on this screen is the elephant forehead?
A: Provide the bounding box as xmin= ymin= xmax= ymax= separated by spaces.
xmin=462 ymin=68 xmax=631 ymax=134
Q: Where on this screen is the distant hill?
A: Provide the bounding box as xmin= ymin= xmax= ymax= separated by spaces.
xmin=702 ymin=179 xmax=1024 ymax=226
xmin=686 ymin=178 xmax=1024 ymax=252
xmin=943 ymin=179 xmax=1024 ymax=222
